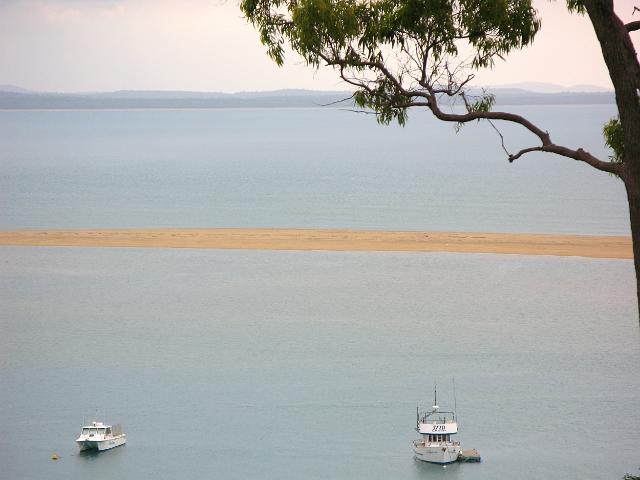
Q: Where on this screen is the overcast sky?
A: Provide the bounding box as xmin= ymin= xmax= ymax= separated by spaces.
xmin=0 ymin=0 xmax=637 ymax=92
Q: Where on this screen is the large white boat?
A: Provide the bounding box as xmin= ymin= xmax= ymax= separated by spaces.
xmin=76 ymin=421 xmax=126 ymax=452
xmin=412 ymin=387 xmax=461 ymax=464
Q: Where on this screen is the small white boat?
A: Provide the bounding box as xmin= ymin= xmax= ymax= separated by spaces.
xmin=412 ymin=387 xmax=461 ymax=464
xmin=76 ymin=421 xmax=126 ymax=451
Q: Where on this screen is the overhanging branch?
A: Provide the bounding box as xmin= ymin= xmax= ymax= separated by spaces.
xmin=311 ymin=43 xmax=621 ymax=177
xmin=423 ymin=88 xmax=621 ymax=175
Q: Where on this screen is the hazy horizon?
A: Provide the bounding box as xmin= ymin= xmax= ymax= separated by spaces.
xmin=0 ymin=81 xmax=615 ymax=95
xmin=1 ymin=0 xmax=636 ymax=93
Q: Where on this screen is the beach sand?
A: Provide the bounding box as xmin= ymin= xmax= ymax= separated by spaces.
xmin=0 ymin=229 xmax=632 ymax=259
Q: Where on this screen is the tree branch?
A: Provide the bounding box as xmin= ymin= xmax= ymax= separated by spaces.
xmin=424 ymin=89 xmax=621 ymax=174
xmin=317 ymin=93 xmax=357 ymax=107
xmin=311 ymin=35 xmax=622 ymax=176
xmin=505 ymin=144 xmax=620 ymax=174
xmin=627 ymin=20 xmax=640 ymax=32
xmin=487 ymin=119 xmax=511 ymax=158
xmin=507 ymin=146 xmax=544 ymax=162
xmin=426 ymin=90 xmax=551 ymax=143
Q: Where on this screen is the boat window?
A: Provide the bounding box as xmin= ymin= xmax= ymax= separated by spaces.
xmin=82 ymin=428 xmax=90 ymax=435
xmin=88 ymin=428 xmax=98 ymax=435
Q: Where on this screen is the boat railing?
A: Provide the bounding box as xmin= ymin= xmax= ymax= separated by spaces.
xmin=413 ymin=439 xmax=460 ymax=447
xmin=419 ymin=418 xmax=456 ymax=426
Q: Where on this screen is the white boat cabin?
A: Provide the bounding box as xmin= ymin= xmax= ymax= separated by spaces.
xmin=76 ymin=420 xmax=126 ymax=451
xmin=80 ymin=422 xmax=117 ymax=439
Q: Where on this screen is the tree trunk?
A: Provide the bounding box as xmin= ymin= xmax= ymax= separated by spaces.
xmin=625 ymin=179 xmax=640 ymax=320
xmin=586 ymin=0 xmax=640 ymax=321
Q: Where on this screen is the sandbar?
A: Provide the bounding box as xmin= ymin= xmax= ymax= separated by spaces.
xmin=0 ymin=229 xmax=632 ymax=259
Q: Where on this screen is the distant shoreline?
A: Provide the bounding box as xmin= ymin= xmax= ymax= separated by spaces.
xmin=0 ymin=229 xmax=632 ymax=259
xmin=0 ymin=88 xmax=615 ymax=110
xmin=0 ymin=103 xmax=615 ymax=112
xmin=0 ymin=106 xmax=338 ymax=112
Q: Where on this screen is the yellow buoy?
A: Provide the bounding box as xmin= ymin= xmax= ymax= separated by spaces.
xmin=51 ymin=453 xmax=59 ymax=461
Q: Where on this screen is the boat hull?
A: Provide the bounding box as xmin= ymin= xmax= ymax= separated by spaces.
xmin=77 ymin=435 xmax=126 ymax=452
xmin=413 ymin=444 xmax=461 ymax=464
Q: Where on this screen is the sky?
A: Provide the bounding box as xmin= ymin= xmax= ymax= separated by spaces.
xmin=0 ymin=0 xmax=638 ymax=93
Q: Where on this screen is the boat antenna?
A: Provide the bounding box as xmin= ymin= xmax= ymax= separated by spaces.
xmin=453 ymin=377 xmax=457 ymax=421
xmin=433 ymin=382 xmax=438 ymax=409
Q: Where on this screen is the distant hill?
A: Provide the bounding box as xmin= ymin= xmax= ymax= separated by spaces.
xmin=486 ymin=82 xmax=612 ymax=94
xmin=0 ymin=89 xmax=355 ymax=109
xmin=73 ymin=89 xmax=348 ymax=99
xmin=0 ymin=84 xmax=34 ymax=94
xmin=467 ymin=87 xmax=614 ymax=106
xmin=0 ymin=85 xmax=615 ymax=110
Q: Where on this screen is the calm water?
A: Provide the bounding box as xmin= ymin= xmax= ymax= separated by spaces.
xmin=0 ymin=105 xmax=629 ymax=234
xmin=0 ymin=247 xmax=638 ymax=479
xmin=1 ymin=106 xmax=638 ymax=479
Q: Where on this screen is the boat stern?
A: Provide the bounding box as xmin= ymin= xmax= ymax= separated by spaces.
xmin=413 ymin=441 xmax=461 ymax=464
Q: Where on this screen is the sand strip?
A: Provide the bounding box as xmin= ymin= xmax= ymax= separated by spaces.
xmin=0 ymin=229 xmax=632 ymax=259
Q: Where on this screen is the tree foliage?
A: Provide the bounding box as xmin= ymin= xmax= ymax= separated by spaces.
xmin=604 ymin=117 xmax=624 ymax=164
xmin=242 ymin=0 xmax=540 ymax=125
xmin=241 ymin=0 xmax=621 ymax=175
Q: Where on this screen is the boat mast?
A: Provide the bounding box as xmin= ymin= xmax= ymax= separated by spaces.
xmin=453 ymin=377 xmax=457 ymax=422
xmin=433 ymin=382 xmax=438 ymax=409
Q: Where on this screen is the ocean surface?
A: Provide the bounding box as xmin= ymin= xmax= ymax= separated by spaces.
xmin=0 ymin=105 xmax=629 ymax=234
xmin=0 ymin=247 xmax=638 ymax=480
xmin=1 ymin=105 xmax=639 ymax=480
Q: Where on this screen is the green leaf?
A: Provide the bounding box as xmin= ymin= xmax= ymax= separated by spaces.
xmin=603 ymin=117 xmax=624 ymax=164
